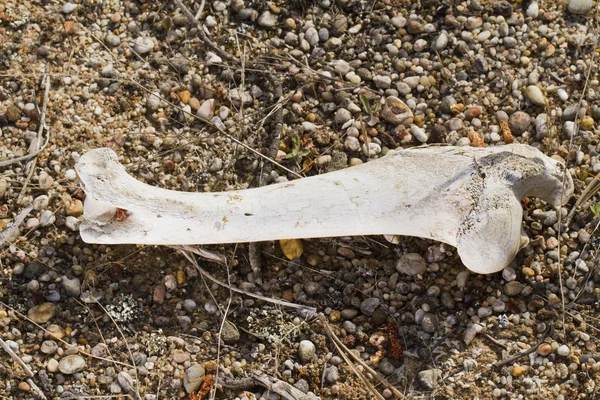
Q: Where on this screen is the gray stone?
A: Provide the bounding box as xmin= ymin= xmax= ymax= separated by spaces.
xmin=504 ymin=281 xmax=524 ymax=296
xmin=324 ymin=365 xmax=339 ymax=383
xmin=298 ymin=340 xmax=316 ymax=362
xmin=509 ymin=111 xmax=532 ymax=135
xmin=334 ymin=108 xmax=352 ymax=125
xmin=58 ymin=355 xmax=85 ymax=374
xmin=568 ymin=0 xmax=593 ymax=14
xmin=41 ymin=340 xmax=58 ymax=355
xmin=360 ymin=297 xmax=380 ymax=316
xmin=117 ymin=371 xmax=134 ymax=392
xmin=61 ymin=3 xmax=77 ymax=14
xmin=456 ymin=270 xmax=469 ymax=290
xmin=133 ymin=37 xmax=154 ymax=55
xmin=396 ymin=253 xmax=426 ymax=276
xmin=184 ymin=364 xmax=205 ymax=393
xmin=418 ymin=369 xmax=442 ymax=390
xmin=258 ymin=11 xmax=277 ymax=27
xmin=221 ymin=320 xmax=240 ymax=343
xmin=62 ymin=276 xmax=81 ymax=297
xmin=421 ymin=313 xmax=438 ymax=333
xmin=105 ymin=32 xmax=121 ymax=47
xmin=535 ymin=113 xmax=549 ymax=139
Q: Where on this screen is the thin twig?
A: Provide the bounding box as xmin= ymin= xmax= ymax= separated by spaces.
xmin=17 ymin=73 xmax=51 ymax=203
xmin=0 ymin=338 xmax=48 ymax=399
xmin=0 ymin=301 xmax=141 ymax=371
xmin=483 ymin=333 xmax=508 ymax=350
xmin=322 ymin=317 xmax=407 ymax=399
xmin=497 ymin=325 xmax=553 ymax=367
xmin=0 ymin=204 xmax=33 ymax=248
xmin=179 ymin=249 xmax=317 ymax=315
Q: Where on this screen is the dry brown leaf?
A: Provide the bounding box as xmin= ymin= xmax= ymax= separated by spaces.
xmin=280 ymin=239 xmax=303 ymax=260
xmin=190 ymin=374 xmax=214 ymax=400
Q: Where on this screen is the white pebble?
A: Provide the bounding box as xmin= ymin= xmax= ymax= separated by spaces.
xmin=556 ymin=89 xmax=569 ymax=101
xmin=557 ymin=345 xmax=570 ymax=357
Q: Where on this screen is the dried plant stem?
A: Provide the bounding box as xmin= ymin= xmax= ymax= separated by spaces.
xmin=323 ymin=318 xmax=407 ymax=399
xmin=0 ymin=301 xmax=140 ymax=371
xmin=179 ymin=249 xmax=317 ymax=315
xmin=0 ymin=338 xmax=48 ymax=399
xmin=497 ymin=325 xmax=553 ymax=367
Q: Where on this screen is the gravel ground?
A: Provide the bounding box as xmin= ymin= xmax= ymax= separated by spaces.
xmin=1 ymin=0 xmax=600 ymax=399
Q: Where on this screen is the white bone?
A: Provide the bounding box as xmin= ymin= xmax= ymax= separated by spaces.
xmin=75 ymin=144 xmax=573 ymax=274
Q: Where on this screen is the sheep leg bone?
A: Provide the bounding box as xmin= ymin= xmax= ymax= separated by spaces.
xmin=75 ymin=144 xmax=573 ymax=274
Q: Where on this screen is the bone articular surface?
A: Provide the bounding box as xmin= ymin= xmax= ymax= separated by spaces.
xmin=76 ymin=144 xmax=573 ymax=274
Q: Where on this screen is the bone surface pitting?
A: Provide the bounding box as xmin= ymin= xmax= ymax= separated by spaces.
xmin=76 ymin=144 xmax=573 ymax=274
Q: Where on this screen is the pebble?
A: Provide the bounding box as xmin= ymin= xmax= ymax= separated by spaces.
xmin=557 ymin=345 xmax=570 ymax=357
xmin=298 ymin=340 xmax=316 ymax=362
xmin=221 ymin=320 xmax=240 ymax=343
xmin=18 ymin=382 xmax=31 ymax=392
xmin=61 ymin=3 xmax=77 ymax=14
xmin=65 ymin=216 xmax=81 ymax=231
xmin=184 ymin=364 xmax=205 ymax=393
xmin=525 ymin=86 xmax=547 ymax=107
xmin=568 ymin=0 xmax=593 ymax=14
xmin=535 ymin=114 xmax=549 ymax=139
xmin=258 ymin=11 xmax=277 ymax=28
xmin=360 ymin=297 xmax=380 ymax=316
xmin=563 ymin=121 xmax=576 ymax=138
xmin=47 ymin=359 xmax=59 ymax=373
xmin=410 ymin=125 xmax=428 ymax=143
xmin=197 ymin=99 xmax=215 ymax=120
xmin=324 ymin=366 xmax=339 ymax=383
xmin=133 ymin=37 xmax=154 ymax=54
xmin=396 ymin=253 xmax=426 ymax=276
xmin=28 ymin=302 xmax=56 ymax=323
xmin=334 ymin=108 xmax=352 ymax=125
xmin=509 ymin=112 xmax=532 ymax=135
xmin=381 ymin=96 xmax=413 ymax=126
xmin=147 ymin=92 xmax=161 ymax=111
xmin=117 ymin=371 xmax=134 ymax=392
xmin=418 ymin=369 xmax=441 ymax=390
xmin=504 ymin=281 xmax=524 ymax=296
xmin=537 ymin=343 xmax=552 ymax=356
xmin=58 ymin=355 xmax=86 ymax=374
xmin=62 ymin=276 xmax=81 ymax=296
xmin=105 ymin=32 xmax=120 ymax=47
xmin=41 ymin=340 xmax=58 ymax=354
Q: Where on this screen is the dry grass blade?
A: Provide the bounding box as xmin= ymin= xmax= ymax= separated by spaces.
xmin=179 ymin=249 xmax=317 ymax=315
xmin=565 ymin=172 xmax=600 ymax=226
xmin=322 ymin=318 xmax=407 ymax=399
xmin=251 ymin=373 xmax=320 ymax=400
xmin=0 ymin=204 xmax=33 ymax=248
xmin=0 ymin=300 xmax=139 ymax=370
xmin=0 ymin=338 xmax=48 ymax=399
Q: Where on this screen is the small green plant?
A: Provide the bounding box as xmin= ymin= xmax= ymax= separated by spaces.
xmin=590 ymin=202 xmax=600 ymax=217
xmin=283 ymin=135 xmax=311 ymax=164
xmin=359 ymin=94 xmax=381 ymax=116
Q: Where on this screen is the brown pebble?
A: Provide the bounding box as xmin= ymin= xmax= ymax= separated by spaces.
xmin=66 ymin=199 xmax=83 ymax=216
xmin=189 ymin=97 xmax=200 ymax=111
xmin=6 ymin=106 xmax=21 ymax=122
xmin=178 ymin=90 xmax=191 ymax=104
xmin=511 ymin=365 xmax=526 ymax=377
xmin=537 ymin=343 xmax=552 ymax=356
xmin=18 ymin=382 xmax=31 ymax=392
xmin=64 ymin=20 xmax=75 ymax=34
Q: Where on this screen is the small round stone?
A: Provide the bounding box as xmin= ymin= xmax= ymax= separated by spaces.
xmin=58 ymin=354 xmax=86 ymax=374
xmin=557 ymin=345 xmax=570 ymax=357
xmin=298 ymin=340 xmax=316 ymax=362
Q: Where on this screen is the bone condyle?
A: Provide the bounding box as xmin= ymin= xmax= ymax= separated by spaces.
xmin=75 ymin=144 xmax=573 ymax=274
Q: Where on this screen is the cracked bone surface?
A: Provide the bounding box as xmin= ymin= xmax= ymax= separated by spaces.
xmin=76 ymin=144 xmax=573 ymax=274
